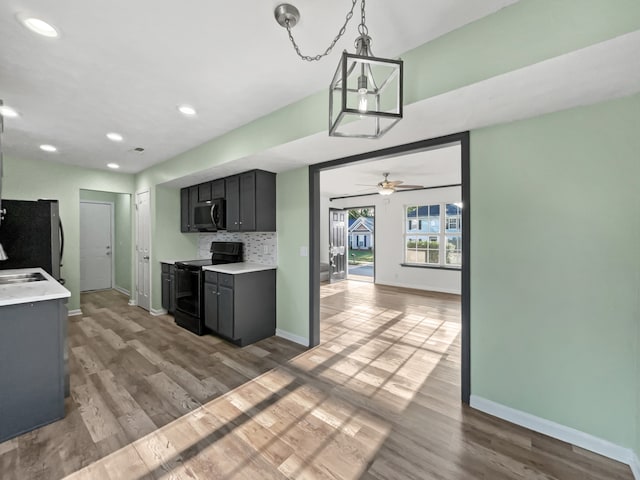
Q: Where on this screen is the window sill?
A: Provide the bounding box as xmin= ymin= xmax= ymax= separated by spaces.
xmin=400 ymin=263 xmax=461 ymax=271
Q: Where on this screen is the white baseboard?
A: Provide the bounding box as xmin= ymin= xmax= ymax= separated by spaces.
xmin=68 ymin=309 xmax=82 ymax=317
xmin=276 ymin=329 xmax=309 ymax=347
xmin=150 ymin=308 xmax=168 ymax=316
xmin=631 ymin=452 xmax=640 ymax=479
xmin=375 ymin=280 xmax=461 ymax=295
xmin=128 ymin=299 xmax=137 ymax=306
xmin=470 ymin=395 xmax=638 ymax=474
xmin=113 ymin=286 xmax=130 ymax=296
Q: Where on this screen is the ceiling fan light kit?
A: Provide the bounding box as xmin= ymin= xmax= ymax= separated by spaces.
xmin=274 ymin=0 xmax=403 ymax=139
xmin=374 ymin=172 xmax=423 ymax=195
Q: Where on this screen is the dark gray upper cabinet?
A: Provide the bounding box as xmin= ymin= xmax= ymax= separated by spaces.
xmin=211 ymin=179 xmax=225 ymax=199
xmin=226 ymin=175 xmax=240 ymax=232
xmin=198 ymin=182 xmax=211 ymax=203
xmin=226 ymin=170 xmax=275 ymax=232
xmin=180 ymin=170 xmax=274 ymax=233
xmin=180 ymin=188 xmax=190 ymax=232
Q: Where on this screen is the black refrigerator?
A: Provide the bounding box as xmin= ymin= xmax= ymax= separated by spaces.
xmin=0 ymin=199 xmax=64 ymax=283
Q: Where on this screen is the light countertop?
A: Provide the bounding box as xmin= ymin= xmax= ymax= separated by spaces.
xmin=203 ymin=262 xmax=276 ymax=275
xmin=0 ymin=268 xmax=71 ymax=307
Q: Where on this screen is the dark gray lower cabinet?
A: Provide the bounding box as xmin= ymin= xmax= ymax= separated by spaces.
xmin=0 ymin=298 xmax=67 ymax=443
xmin=203 ymin=273 xmax=218 ymax=332
xmin=161 ymin=263 xmax=175 ymax=314
xmin=204 ymin=269 xmax=275 ymax=346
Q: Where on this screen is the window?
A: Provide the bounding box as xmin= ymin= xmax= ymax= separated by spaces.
xmin=404 ymin=203 xmax=462 ymax=267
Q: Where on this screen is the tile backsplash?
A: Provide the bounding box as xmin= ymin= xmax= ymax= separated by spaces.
xmin=198 ymin=232 xmax=277 ymax=265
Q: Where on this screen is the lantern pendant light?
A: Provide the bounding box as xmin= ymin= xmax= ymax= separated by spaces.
xmin=275 ymin=0 xmax=403 ymax=139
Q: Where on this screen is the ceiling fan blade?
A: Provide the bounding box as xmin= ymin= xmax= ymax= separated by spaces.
xmin=395 ymin=184 xmax=423 ymax=189
xmin=387 ymin=180 xmax=404 ymax=186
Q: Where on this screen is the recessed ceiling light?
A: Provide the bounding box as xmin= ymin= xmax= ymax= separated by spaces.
xmin=106 ymin=132 xmax=123 ymax=142
xmin=20 ymin=17 xmax=59 ymax=38
xmin=107 ymin=163 xmax=120 ymax=169
xmin=0 ymin=105 xmax=19 ymax=118
xmin=177 ymin=104 xmax=197 ymax=116
xmin=39 ymin=144 xmax=57 ymax=152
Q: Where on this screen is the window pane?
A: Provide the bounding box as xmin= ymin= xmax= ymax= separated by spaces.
xmin=429 ymin=218 xmax=440 ymax=233
xmin=446 ymin=235 xmax=462 ymax=266
xmin=445 ymin=203 xmax=462 ymax=233
xmin=407 ymin=219 xmax=419 ymax=232
xmin=407 ymin=206 xmax=417 ymax=218
xmin=446 ymin=203 xmax=461 ymax=216
xmin=417 ymin=205 xmax=428 ymax=217
xmin=425 ymin=236 xmax=439 ymax=264
xmin=429 ymin=205 xmax=440 ymax=216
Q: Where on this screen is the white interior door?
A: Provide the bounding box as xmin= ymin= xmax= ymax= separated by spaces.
xmin=136 ymin=191 xmax=151 ymax=311
xmin=80 ymin=202 xmax=113 ymax=291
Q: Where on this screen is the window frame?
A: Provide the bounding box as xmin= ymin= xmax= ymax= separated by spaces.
xmin=404 ymin=202 xmax=462 ymax=268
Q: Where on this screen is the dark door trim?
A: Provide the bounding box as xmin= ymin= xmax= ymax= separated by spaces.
xmin=308 ymin=131 xmax=471 ymax=404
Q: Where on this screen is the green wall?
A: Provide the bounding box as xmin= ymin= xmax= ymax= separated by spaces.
xmin=114 ymin=193 xmax=132 ymax=292
xmin=2 ymin=157 xmax=134 ymax=311
xmin=79 ymin=190 xmax=133 ymax=293
xmin=150 ymin=186 xmax=199 ymax=308
xmin=276 ymin=168 xmax=310 ymax=339
xmin=470 ymin=94 xmax=640 ymax=448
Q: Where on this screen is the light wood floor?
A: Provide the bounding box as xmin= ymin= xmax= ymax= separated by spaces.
xmin=0 ymin=284 xmax=632 ymax=479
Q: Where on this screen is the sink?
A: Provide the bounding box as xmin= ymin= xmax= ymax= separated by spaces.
xmin=0 ymin=272 xmax=47 ymax=285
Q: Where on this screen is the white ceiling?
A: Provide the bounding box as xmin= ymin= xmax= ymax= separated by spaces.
xmin=320 ymin=144 xmax=461 ymax=198
xmin=0 ymin=0 xmax=518 ymax=173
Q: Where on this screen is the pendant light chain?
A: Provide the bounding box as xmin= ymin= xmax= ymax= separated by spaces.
xmin=284 ymin=0 xmax=360 ymax=62
xmin=358 ymin=0 xmax=368 ymax=36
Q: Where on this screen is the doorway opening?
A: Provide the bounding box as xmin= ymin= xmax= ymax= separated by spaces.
xmin=79 ymin=200 xmax=113 ymax=291
xmin=310 ymin=132 xmax=470 ymax=404
xmin=347 ymin=207 xmax=374 ymax=283
xmin=79 ymin=190 xmax=133 ymax=296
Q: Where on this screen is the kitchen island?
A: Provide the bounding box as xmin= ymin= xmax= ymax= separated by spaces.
xmin=0 ymin=267 xmax=70 ymax=443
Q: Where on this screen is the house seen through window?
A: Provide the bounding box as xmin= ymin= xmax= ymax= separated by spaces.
xmin=405 ymin=203 xmax=462 ymax=267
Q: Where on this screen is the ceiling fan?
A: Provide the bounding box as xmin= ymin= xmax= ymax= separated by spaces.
xmin=358 ymin=172 xmax=423 ymax=195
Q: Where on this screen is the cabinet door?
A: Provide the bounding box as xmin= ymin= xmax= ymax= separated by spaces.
xmin=211 ymin=179 xmax=225 ymax=199
xmin=226 ymin=175 xmax=240 ymax=232
xmin=180 ymin=188 xmax=190 ymax=232
xmin=168 ymin=273 xmax=175 ymax=314
xmin=161 ymin=273 xmax=170 ymax=310
xmin=239 ymin=172 xmax=256 ymax=231
xmin=198 ymin=182 xmax=211 ymax=202
xmin=203 ymin=282 xmax=219 ymax=332
xmin=218 ymin=285 xmax=234 ymax=339
xmin=188 ymin=186 xmax=199 ymax=232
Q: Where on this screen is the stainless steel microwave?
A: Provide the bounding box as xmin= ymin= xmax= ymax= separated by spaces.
xmin=193 ymin=198 xmax=225 ymax=231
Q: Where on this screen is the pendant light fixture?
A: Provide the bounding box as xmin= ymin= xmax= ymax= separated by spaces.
xmin=275 ymin=0 xmax=403 ymax=139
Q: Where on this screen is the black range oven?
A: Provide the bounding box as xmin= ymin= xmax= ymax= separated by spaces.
xmin=174 ymin=241 xmax=242 ymax=335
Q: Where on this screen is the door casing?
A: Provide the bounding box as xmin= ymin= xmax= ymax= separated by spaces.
xmin=309 ymin=132 xmax=471 ymax=404
xmin=135 ymin=190 xmax=151 ymax=311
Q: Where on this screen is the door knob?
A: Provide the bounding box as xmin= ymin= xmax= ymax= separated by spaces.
xmin=143 ymin=255 xmax=149 ymax=260
xmin=106 ymin=252 xmax=111 ymax=256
